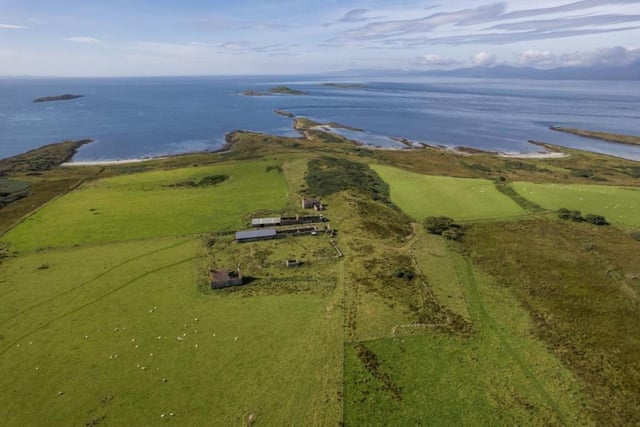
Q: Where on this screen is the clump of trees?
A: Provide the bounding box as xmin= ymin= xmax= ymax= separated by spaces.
xmin=557 ymin=208 xmax=608 ymax=225
xmin=423 ymin=216 xmax=464 ymax=241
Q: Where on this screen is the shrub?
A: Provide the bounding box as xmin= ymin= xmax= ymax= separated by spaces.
xmin=630 ymin=231 xmax=640 ymax=241
xmin=557 ymin=208 xmax=583 ymax=221
xmin=442 ymin=229 xmax=464 ymax=241
xmin=584 ymin=214 xmax=609 ymax=226
xmin=393 ymin=268 xmax=415 ymax=281
xmin=422 ymin=216 xmax=460 ymax=235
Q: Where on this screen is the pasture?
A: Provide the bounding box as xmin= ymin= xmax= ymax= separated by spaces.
xmin=0 ymin=237 xmax=343 ymax=425
xmin=512 ymin=182 xmax=640 ymax=227
xmin=2 ymin=161 xmax=290 ymax=252
xmin=371 ymin=164 xmax=525 ymax=221
xmin=344 ymin=246 xmax=592 ymax=426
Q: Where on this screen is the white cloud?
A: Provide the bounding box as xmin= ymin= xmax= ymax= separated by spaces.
xmin=518 ymin=49 xmax=557 ymax=66
xmin=0 ymin=24 xmax=27 ymax=29
xmin=65 ymin=36 xmax=102 ymax=44
xmin=560 ymin=46 xmax=640 ymax=66
xmin=472 ymin=51 xmax=497 ymax=66
xmin=415 ymin=53 xmax=462 ymax=66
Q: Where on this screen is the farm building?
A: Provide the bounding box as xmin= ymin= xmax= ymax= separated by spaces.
xmin=285 ymin=259 xmax=301 ymax=268
xmin=302 ymin=197 xmax=323 ymax=210
xmin=251 ymin=217 xmax=281 ymax=227
xmin=251 ymin=215 xmax=328 ymax=228
xmin=236 ymin=228 xmax=278 ymax=243
xmin=210 ymin=268 xmax=243 ymax=289
xmin=280 ymin=214 xmax=327 ymax=225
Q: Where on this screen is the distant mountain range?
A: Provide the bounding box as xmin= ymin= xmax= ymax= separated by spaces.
xmin=329 ymin=61 xmax=640 ymax=80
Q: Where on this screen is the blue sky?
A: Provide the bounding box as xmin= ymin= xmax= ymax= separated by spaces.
xmin=1 ymin=0 xmax=639 ymax=76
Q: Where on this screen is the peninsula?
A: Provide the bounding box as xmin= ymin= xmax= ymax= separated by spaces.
xmin=33 ymin=94 xmax=84 ymax=103
xmin=551 ymin=126 xmax=640 ymax=147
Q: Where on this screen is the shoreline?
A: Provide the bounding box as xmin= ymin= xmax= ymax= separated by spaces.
xmin=59 ymin=132 xmax=570 ymax=166
xmin=62 ymin=157 xmax=168 ymax=166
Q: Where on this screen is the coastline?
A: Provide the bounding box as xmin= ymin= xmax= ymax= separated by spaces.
xmin=61 ymin=157 xmax=167 ymax=166
xmin=59 ymin=131 xmax=570 ymax=165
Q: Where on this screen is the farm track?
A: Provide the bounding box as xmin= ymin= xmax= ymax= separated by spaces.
xmin=0 ymin=254 xmax=197 ymax=357
xmin=0 ymin=238 xmax=192 ymax=328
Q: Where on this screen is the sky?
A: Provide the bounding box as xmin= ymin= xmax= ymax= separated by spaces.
xmin=1 ymin=0 xmax=639 ymax=76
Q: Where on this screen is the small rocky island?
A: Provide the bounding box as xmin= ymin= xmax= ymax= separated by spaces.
xmin=33 ymin=94 xmax=84 ymax=103
xmin=241 ymin=86 xmax=308 ymax=96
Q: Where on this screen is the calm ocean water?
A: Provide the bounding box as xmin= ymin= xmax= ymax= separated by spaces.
xmin=1 ymin=75 xmax=639 ymax=161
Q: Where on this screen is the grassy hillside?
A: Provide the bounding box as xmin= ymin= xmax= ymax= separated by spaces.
xmin=1 ymin=129 xmax=639 ymax=425
xmin=372 ymin=164 xmax=525 ymax=221
xmin=463 ymin=219 xmax=640 ymax=425
xmin=0 ymin=237 xmax=342 ymax=426
xmin=3 ymin=161 xmax=289 ymax=252
xmin=512 ymin=182 xmax=640 ymax=227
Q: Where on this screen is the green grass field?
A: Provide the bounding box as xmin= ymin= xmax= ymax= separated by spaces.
xmin=344 ymin=247 xmax=592 ymax=426
xmin=512 ymin=182 xmax=640 ymax=227
xmin=1 ymin=145 xmax=637 ymax=425
xmin=0 ymin=237 xmax=343 ymax=426
xmin=372 ymin=164 xmax=525 ymax=221
xmin=2 ymin=161 xmax=290 ymax=252
xmin=0 ymin=158 xmax=344 ymax=425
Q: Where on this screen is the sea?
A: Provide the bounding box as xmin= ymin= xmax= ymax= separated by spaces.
xmin=1 ymin=75 xmax=640 ymax=162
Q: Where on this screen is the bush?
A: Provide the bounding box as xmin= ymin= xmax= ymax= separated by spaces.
xmin=393 ymin=268 xmax=415 ymax=281
xmin=557 ymin=209 xmax=608 ymax=225
xmin=557 ymin=208 xmax=583 ymax=221
xmin=442 ymin=229 xmax=464 ymax=241
xmin=584 ymin=214 xmax=609 ymax=226
xmin=423 ymin=216 xmax=457 ymax=235
xmin=630 ymin=231 xmax=640 ymax=241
